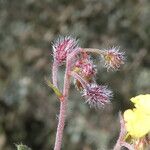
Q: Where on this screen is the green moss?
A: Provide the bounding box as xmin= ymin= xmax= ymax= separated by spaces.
xmin=16 ymin=144 xmax=32 ymax=150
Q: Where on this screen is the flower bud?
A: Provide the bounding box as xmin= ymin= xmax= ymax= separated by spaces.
xmin=75 ymin=53 xmax=96 ymax=77
xmin=73 ymin=53 xmax=97 ymax=90
xmin=52 ymin=36 xmax=79 ymax=65
xmin=103 ymin=47 xmax=125 ymax=71
xmin=82 ymin=83 xmax=112 ymax=108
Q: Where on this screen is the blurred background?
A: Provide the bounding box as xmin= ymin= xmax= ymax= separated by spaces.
xmin=0 ymin=0 xmax=150 ymax=149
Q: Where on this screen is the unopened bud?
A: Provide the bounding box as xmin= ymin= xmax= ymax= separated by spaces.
xmin=82 ymin=83 xmax=113 ymax=108
xmin=52 ymin=36 xmax=79 ymax=65
xmin=103 ymin=47 xmax=125 ymax=71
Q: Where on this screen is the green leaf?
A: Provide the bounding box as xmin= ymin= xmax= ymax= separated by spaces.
xmin=45 ymin=77 xmax=64 ymax=101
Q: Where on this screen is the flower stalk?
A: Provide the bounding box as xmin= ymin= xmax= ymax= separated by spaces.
xmin=71 ymin=71 xmax=88 ymax=89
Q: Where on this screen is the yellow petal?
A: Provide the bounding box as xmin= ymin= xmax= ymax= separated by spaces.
xmin=131 ymin=94 xmax=150 ymax=114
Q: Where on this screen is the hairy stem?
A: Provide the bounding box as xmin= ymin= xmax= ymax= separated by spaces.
xmin=54 ymin=58 xmax=71 ymax=150
xmin=83 ymin=48 xmax=105 ymax=55
xmin=52 ymin=59 xmax=58 ymax=87
xmin=113 ymin=113 xmax=134 ymax=150
xmin=71 ymin=71 xmax=88 ymax=89
xmin=68 ymin=48 xmax=105 ymax=61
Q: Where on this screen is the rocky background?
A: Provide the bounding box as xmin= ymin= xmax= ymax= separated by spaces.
xmin=0 ymin=0 xmax=150 ymax=150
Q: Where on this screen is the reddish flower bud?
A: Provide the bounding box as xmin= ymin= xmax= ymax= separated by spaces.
xmin=74 ymin=53 xmax=96 ymax=78
xmin=52 ymin=36 xmax=79 ymax=65
xmin=73 ymin=53 xmax=97 ymax=90
xmin=103 ymin=47 xmax=125 ymax=71
xmin=82 ymin=84 xmax=112 ymax=108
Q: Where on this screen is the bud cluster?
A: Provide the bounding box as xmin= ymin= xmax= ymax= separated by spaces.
xmin=52 ymin=36 xmax=125 ymax=108
xmin=75 ymin=52 xmax=96 ymax=77
xmin=73 ymin=52 xmax=96 ymax=90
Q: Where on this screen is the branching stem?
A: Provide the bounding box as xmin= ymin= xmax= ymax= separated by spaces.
xmin=68 ymin=48 xmax=105 ymax=61
xmin=83 ymin=48 xmax=105 ymax=55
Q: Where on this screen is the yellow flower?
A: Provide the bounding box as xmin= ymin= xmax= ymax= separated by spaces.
xmin=124 ymin=94 xmax=150 ymax=138
xmin=131 ymin=94 xmax=150 ymax=115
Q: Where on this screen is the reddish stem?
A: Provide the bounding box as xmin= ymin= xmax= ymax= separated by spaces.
xmin=54 ymin=58 xmax=71 ymax=150
xmin=113 ymin=113 xmax=134 ymax=150
xmin=82 ymin=48 xmax=105 ymax=55
xmin=71 ymin=71 xmax=88 ymax=89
